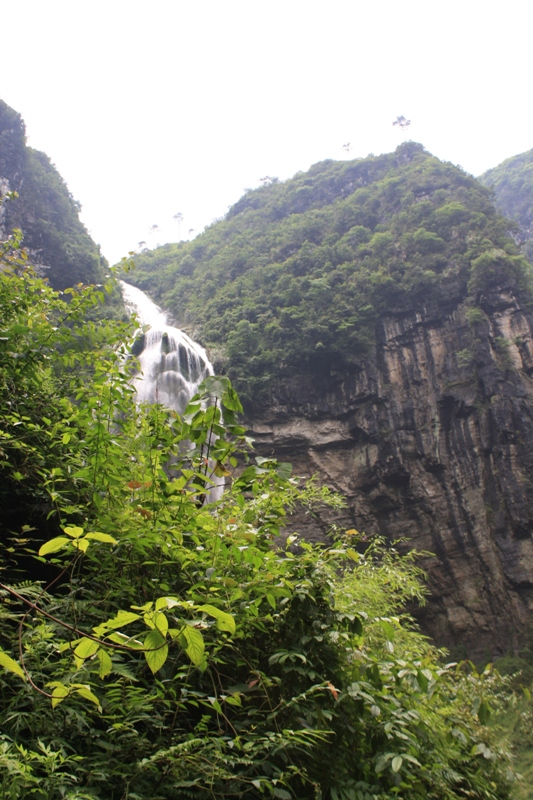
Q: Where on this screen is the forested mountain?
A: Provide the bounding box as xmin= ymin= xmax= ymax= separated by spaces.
xmin=128 ymin=145 xmax=533 ymax=662
xmin=129 ymin=142 xmax=531 ymax=405
xmin=0 ymin=100 xmax=106 ymax=289
xmin=479 ymin=148 xmax=533 ymax=263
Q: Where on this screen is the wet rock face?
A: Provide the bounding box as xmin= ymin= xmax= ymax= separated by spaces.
xmin=248 ymin=288 xmax=533 ymax=660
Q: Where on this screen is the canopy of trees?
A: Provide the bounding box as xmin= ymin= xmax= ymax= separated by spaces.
xmin=479 ymin=148 xmax=533 ymax=263
xmin=0 ymin=232 xmax=517 ymax=798
xmin=0 ymin=100 xmax=107 ymax=290
xmin=128 ymin=143 xmax=533 ymax=406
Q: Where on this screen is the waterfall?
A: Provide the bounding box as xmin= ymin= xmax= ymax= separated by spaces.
xmin=121 ymin=281 xmax=213 ymax=414
xmin=121 ymin=281 xmax=223 ymax=501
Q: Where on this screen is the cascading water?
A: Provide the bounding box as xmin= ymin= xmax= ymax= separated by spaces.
xmin=121 ymin=281 xmax=213 ymax=414
xmin=121 ymin=281 xmax=223 ymax=501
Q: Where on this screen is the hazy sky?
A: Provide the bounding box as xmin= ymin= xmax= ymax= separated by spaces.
xmin=2 ymin=0 xmax=532 ymax=264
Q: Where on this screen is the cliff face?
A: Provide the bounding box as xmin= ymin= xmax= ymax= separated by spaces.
xmin=249 ymin=285 xmax=533 ymax=660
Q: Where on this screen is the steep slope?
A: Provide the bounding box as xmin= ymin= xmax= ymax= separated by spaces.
xmin=0 ymin=99 xmax=106 ymax=289
xmin=479 ymin=148 xmax=533 ymax=262
xmin=129 ymin=144 xmax=533 ymax=659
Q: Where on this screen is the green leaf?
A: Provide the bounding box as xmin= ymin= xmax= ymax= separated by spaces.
xmin=266 ymin=593 xmax=277 ymax=610
xmin=63 ymin=526 xmax=84 ymax=539
xmin=198 ymin=604 xmax=236 ymax=634
xmin=38 ymin=536 xmax=70 ymax=556
xmin=74 ymin=685 xmax=102 ymax=710
xmin=74 ymin=638 xmax=100 ymax=660
xmin=107 ymin=632 xmax=144 ymax=648
xmin=155 ymin=596 xmax=182 ymax=610
xmin=144 ymin=629 xmax=168 ymax=674
xmin=144 ymin=611 xmax=169 ymax=636
xmin=97 ymin=649 xmax=112 ymax=678
xmin=49 ymin=682 xmax=69 ymax=708
xmin=477 ymin=699 xmax=491 ymax=724
xmin=391 ymin=755 xmax=403 ymax=773
xmin=73 ymin=538 xmax=89 ymax=552
xmin=85 ymin=532 xmax=118 ymax=544
xmin=275 ymin=461 xmax=292 ymax=480
xmin=93 ymin=610 xmax=141 ymax=636
xmin=182 ymin=626 xmax=205 ymax=666
xmin=0 ymin=649 xmax=25 ymax=680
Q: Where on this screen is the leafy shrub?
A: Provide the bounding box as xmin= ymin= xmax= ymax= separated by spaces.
xmin=0 ymin=247 xmax=516 ymax=798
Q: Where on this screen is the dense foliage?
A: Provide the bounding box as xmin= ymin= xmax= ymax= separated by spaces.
xmin=0 ymin=100 xmax=107 ymax=289
xmin=0 ymin=235 xmax=518 ymax=798
xmin=128 ymin=143 xmax=533 ymax=404
xmin=479 ymin=149 xmax=533 ymax=263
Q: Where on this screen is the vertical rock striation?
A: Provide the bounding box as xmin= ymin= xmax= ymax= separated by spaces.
xmin=249 ymin=287 xmax=533 ymax=660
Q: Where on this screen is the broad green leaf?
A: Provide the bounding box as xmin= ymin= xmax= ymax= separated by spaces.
xmin=266 ymin=593 xmax=276 ymax=610
xmin=131 ymin=601 xmax=153 ymax=612
xmin=144 ymin=629 xmax=168 ymax=674
xmin=85 ymin=532 xmax=118 ymax=544
xmin=182 ymin=626 xmax=205 ymax=666
xmin=0 ymin=649 xmax=25 ymax=680
xmin=275 ymin=461 xmax=292 ymax=480
xmin=63 ymin=526 xmax=84 ymax=539
xmin=477 ymin=699 xmax=491 ymax=724
xmin=59 ymin=638 xmax=83 ymax=653
xmin=74 ymin=685 xmax=102 ymax=710
xmin=198 ymin=604 xmax=236 ymax=634
xmin=144 ymin=611 xmax=168 ymax=636
xmin=73 ymin=538 xmax=89 ymax=553
xmin=155 ymin=596 xmax=181 ymax=610
xmin=93 ymin=611 xmax=141 ymax=636
xmin=106 ymin=632 xmax=144 ymax=648
xmin=49 ymin=683 xmax=69 ymax=708
xmin=391 ymin=756 xmax=403 ymax=773
xmin=346 ymin=548 xmax=359 ymax=562
xmin=74 ymin=638 xmax=100 ymax=660
xmin=97 ymin=649 xmax=112 ymax=678
xmin=39 ymin=536 xmax=70 ymax=556
xmin=222 ymin=384 xmax=243 ymax=412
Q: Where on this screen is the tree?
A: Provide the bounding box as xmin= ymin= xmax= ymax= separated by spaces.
xmin=393 ymin=115 xmax=411 ymax=139
xmin=173 ymin=211 xmax=183 ymax=239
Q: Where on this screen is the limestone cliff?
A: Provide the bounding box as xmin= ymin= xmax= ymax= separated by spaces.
xmin=249 ymin=284 xmax=533 ymax=661
xmin=129 ymin=144 xmax=533 ymax=659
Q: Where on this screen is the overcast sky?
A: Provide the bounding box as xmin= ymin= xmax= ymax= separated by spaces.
xmin=2 ymin=0 xmax=532 ymax=264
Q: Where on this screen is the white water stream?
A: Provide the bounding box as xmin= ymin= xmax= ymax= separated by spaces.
xmin=120 ymin=281 xmax=223 ymax=501
xmin=121 ymin=281 xmax=213 ymax=414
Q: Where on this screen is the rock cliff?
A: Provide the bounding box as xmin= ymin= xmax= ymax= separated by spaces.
xmin=129 ymin=143 xmax=533 ymax=659
xmin=249 ymin=284 xmax=533 ymax=661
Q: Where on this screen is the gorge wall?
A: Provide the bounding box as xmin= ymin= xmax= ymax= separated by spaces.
xmin=249 ymin=286 xmax=533 ymax=661
xmin=127 ymin=143 xmax=533 ymax=661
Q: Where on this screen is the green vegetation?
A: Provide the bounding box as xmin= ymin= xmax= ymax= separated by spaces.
xmin=128 ymin=143 xmax=533 ymax=405
xmin=0 ymin=233 xmax=519 ymax=798
xmin=0 ymin=100 xmax=107 ymax=290
xmin=479 ymin=148 xmax=533 ymax=263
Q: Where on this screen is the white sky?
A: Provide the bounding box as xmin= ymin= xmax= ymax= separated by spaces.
xmin=2 ymin=0 xmax=532 ymax=264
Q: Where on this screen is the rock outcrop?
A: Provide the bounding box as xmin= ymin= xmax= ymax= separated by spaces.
xmin=249 ymin=286 xmax=533 ymax=660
